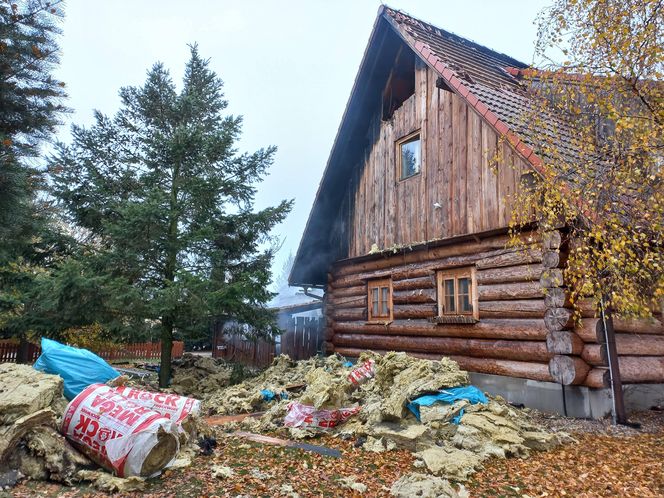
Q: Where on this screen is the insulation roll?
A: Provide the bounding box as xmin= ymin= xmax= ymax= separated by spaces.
xmin=61 ymin=384 xmax=179 ymax=477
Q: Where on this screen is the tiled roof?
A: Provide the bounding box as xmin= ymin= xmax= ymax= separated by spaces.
xmin=383 ymin=7 xmax=579 ymax=168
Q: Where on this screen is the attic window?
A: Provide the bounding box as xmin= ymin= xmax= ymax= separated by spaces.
xmin=397 ymin=131 xmax=421 ymax=179
xmin=382 ymin=48 xmax=415 ymax=120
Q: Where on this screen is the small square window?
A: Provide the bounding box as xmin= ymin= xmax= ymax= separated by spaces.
xmin=368 ymin=278 xmax=392 ymax=322
xmin=397 ymin=132 xmax=421 ymax=180
xmin=436 ymin=267 xmax=479 ymax=322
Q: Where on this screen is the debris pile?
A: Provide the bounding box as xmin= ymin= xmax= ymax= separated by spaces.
xmin=170 ymin=354 xmax=237 ymax=398
xmin=0 ymin=363 xmax=91 ymax=486
xmin=205 ymin=354 xmax=347 ymax=415
xmin=205 ymin=351 xmax=569 ymax=483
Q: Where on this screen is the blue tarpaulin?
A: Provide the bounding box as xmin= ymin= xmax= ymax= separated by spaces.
xmin=261 ymin=389 xmax=288 ymax=402
xmin=33 ymin=338 xmax=120 ymax=400
xmin=406 ymin=385 xmax=488 ymax=424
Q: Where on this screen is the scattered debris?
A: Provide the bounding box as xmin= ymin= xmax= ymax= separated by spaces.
xmin=280 ymin=483 xmax=301 ymax=497
xmin=198 ymin=351 xmax=567 ymax=482
xmin=338 ymin=475 xmax=367 ymax=493
xmin=390 ymin=473 xmax=469 ymax=498
xmin=76 ymin=469 xmax=147 ymax=493
xmin=211 ymin=464 xmax=235 ymax=479
xmin=233 ymin=431 xmax=342 ymax=457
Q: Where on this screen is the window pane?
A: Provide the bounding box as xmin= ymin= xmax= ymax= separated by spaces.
xmin=372 ymin=287 xmax=379 ymax=317
xmin=444 ymin=279 xmax=455 ymax=313
xmin=381 ymin=287 xmax=389 ymax=316
xmin=458 ymin=277 xmax=472 ymax=313
xmin=400 ymin=136 xmax=421 ymax=178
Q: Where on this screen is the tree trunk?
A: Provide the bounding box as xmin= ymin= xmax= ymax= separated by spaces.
xmin=159 ymin=317 xmax=174 ymax=388
xmin=17 ymin=333 xmax=30 ymax=364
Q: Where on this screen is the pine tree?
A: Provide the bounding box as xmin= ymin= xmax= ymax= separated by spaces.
xmin=50 ymin=46 xmax=293 ymax=386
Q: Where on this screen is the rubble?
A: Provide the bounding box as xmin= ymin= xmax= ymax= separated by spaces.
xmin=0 ymin=364 xmax=92 ymax=485
xmin=390 ymin=473 xmax=469 ymax=498
xmin=205 ymin=354 xmax=348 ymax=415
xmin=211 ymin=464 xmax=235 ymax=479
xmin=338 ymin=475 xmax=367 ymax=493
xmin=0 ymin=363 xmax=66 ymax=424
xmin=170 ymin=354 xmax=237 ymax=398
xmin=201 ymin=351 xmax=568 ymax=482
xmin=76 ymin=470 xmax=147 ymax=493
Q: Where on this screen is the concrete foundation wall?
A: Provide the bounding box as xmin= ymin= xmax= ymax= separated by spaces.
xmin=469 ymin=372 xmax=664 ymax=419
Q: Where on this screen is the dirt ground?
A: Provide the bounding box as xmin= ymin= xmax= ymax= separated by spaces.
xmin=6 ymin=409 xmax=664 ymax=498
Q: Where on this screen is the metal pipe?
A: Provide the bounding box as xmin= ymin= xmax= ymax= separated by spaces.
xmin=302 ymin=287 xmax=324 ymax=301
xmin=600 ymin=297 xmax=627 ymax=425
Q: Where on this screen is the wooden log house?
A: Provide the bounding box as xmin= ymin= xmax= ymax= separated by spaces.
xmin=289 ymin=7 xmax=664 ymax=400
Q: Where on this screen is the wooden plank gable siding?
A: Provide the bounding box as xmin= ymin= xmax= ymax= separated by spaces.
xmin=349 ymin=63 xmax=529 ymax=258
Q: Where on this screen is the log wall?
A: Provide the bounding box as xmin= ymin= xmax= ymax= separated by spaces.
xmin=327 ymin=232 xmax=554 ymax=382
xmin=349 ymin=61 xmax=530 ymax=258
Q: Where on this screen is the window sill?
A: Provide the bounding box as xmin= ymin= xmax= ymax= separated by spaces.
xmin=429 ymin=315 xmax=478 ymax=325
xmin=365 ymin=320 xmax=393 ymax=326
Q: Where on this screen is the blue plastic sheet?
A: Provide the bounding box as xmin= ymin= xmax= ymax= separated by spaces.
xmin=33 ymin=338 xmax=120 ymax=400
xmin=261 ymin=389 xmax=288 ymax=402
xmin=342 ymin=361 xmax=353 ymax=368
xmin=406 ymin=385 xmax=488 ymax=424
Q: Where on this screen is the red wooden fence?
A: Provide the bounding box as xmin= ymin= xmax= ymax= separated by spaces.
xmin=0 ymin=341 xmax=41 ymax=363
xmin=214 ymin=317 xmax=324 ymax=368
xmin=0 ymin=340 xmax=184 ymax=363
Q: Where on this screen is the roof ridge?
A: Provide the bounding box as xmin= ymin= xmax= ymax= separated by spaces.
xmin=382 ymin=5 xmax=530 ymax=70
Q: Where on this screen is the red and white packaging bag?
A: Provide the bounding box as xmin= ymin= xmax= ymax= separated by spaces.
xmin=111 ymin=386 xmax=200 ymax=424
xmin=61 ymin=384 xmax=179 ymax=477
xmin=347 ymin=359 xmax=376 ymax=386
xmin=284 ymin=401 xmax=360 ymax=429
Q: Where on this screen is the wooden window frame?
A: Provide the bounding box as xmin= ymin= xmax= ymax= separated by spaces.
xmin=396 ymin=130 xmax=422 ymax=181
xmin=367 ymin=278 xmax=393 ymax=322
xmin=434 ymin=267 xmax=479 ymax=324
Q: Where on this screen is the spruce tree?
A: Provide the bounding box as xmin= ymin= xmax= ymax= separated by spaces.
xmin=50 ymin=46 xmax=292 ymax=386
xmin=0 ymin=1 xmax=67 ymax=358
xmin=0 ymin=0 xmax=66 ymax=241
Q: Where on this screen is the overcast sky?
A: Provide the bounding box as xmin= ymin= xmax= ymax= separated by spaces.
xmin=54 ymin=0 xmax=550 ymax=290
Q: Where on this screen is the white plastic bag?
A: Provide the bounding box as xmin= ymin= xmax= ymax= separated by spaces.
xmin=284 ymin=401 xmax=360 ymax=429
xmin=61 ymin=384 xmax=179 ymax=477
